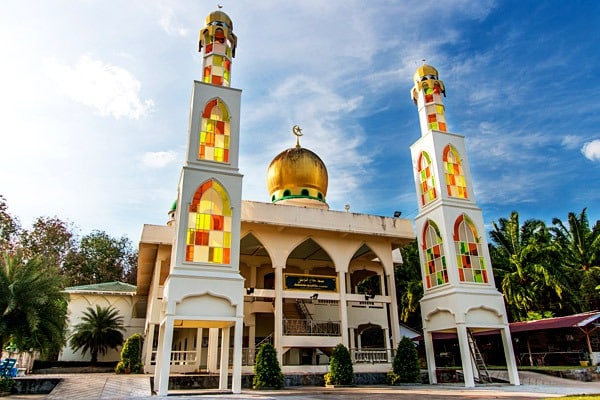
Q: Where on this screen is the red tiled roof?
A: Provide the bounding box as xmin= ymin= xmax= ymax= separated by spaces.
xmin=510 ymin=311 xmax=600 ymax=333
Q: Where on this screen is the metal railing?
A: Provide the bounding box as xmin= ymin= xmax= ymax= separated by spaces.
xmin=150 ymin=350 xmax=197 ymax=365
xmin=282 ymin=318 xmax=341 ymax=336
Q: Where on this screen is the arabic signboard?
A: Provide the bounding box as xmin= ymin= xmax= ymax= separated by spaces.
xmin=284 ymin=274 xmax=337 ymax=291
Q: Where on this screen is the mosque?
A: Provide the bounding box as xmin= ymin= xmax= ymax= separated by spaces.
xmin=62 ymin=8 xmax=520 ymax=396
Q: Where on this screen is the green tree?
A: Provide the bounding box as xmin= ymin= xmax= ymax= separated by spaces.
xmin=0 ymin=196 xmax=20 ymax=255
xmin=115 ymin=333 xmax=144 ymax=374
xmin=551 ymin=208 xmax=600 ymax=311
xmin=324 ymin=343 xmax=353 ymax=386
xmin=69 ymin=305 xmax=125 ymax=364
xmin=0 ymin=253 xmax=68 ymax=356
xmin=20 ymin=216 xmax=77 ymax=269
xmin=253 ymin=342 xmax=284 ymax=389
xmin=395 ymin=240 xmax=423 ymax=329
xmin=63 ymin=231 xmax=137 ymax=286
xmin=387 ymin=336 xmax=420 ymax=384
xmin=489 ymin=211 xmax=568 ymax=321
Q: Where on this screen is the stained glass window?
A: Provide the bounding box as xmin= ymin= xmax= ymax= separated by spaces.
xmin=423 ymin=88 xmax=447 ymax=132
xmin=443 ymin=145 xmax=468 ymax=199
xmin=453 ymin=214 xmax=488 ymax=284
xmin=418 ymin=151 xmax=437 ymax=206
xmin=185 ymin=180 xmax=232 ymax=265
xmin=202 ymin=29 xmax=233 ymax=87
xmin=422 ymin=220 xmax=448 ymax=289
xmin=199 ymin=98 xmax=230 ymax=163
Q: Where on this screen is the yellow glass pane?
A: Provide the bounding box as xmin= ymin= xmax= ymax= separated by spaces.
xmin=215 ymin=147 xmax=224 ymax=160
xmin=436 ymin=105 xmax=444 ymax=114
xmin=205 ymin=120 xmax=214 ymax=133
xmin=213 ymin=55 xmax=223 ymax=66
xmin=213 ymin=247 xmax=223 ymax=262
xmin=186 ymin=228 xmax=194 ymax=244
xmin=224 ymin=231 xmax=231 ymax=247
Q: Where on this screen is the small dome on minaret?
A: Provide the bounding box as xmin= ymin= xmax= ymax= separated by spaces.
xmin=267 ymin=126 xmax=329 ymax=209
xmin=198 ymin=8 xmax=237 ymax=86
xmin=411 ymin=63 xmax=446 ymax=105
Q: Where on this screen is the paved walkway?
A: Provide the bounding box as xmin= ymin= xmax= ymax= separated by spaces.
xmin=6 ymin=371 xmax=600 ymax=399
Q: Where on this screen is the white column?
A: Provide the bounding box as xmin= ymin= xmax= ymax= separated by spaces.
xmin=349 ymin=328 xmax=355 ymax=350
xmin=232 ymin=319 xmax=243 ymax=393
xmin=207 ymin=328 xmax=219 ymax=372
xmin=274 ymin=265 xmax=284 ymax=366
xmin=423 ymin=329 xmax=437 ymax=384
xmin=457 ymin=324 xmax=475 ymax=387
xmin=194 ymin=328 xmax=203 ymax=372
xmin=383 ymin=328 xmax=391 ymax=361
xmin=143 ymin=324 xmax=155 ymax=373
xmin=338 ymin=270 xmax=349 ymax=346
xmin=155 ymin=316 xmax=174 ymax=396
xmin=219 ymin=327 xmax=230 ymax=390
xmin=386 ymin=274 xmax=402 ymax=348
xmin=501 ymin=327 xmax=520 ymax=385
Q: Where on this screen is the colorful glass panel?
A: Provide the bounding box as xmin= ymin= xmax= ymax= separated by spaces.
xmin=201 ymin=29 xmax=233 ymax=87
xmin=443 ymin=145 xmax=468 ymax=199
xmin=199 ymin=99 xmax=231 ymax=163
xmin=185 ymin=180 xmax=232 ymax=265
xmin=453 ymin=214 xmax=488 ymax=284
xmin=422 ymin=220 xmax=448 ymax=289
xmin=418 ymin=151 xmax=437 ymax=206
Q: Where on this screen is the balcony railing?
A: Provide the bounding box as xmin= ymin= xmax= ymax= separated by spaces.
xmin=282 ymin=318 xmax=341 ymax=336
xmin=351 ymin=348 xmax=394 ymax=363
xmin=150 ymin=350 xmax=196 ymax=365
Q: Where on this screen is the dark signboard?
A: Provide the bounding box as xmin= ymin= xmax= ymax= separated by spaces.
xmin=284 ymin=274 xmax=337 ymax=291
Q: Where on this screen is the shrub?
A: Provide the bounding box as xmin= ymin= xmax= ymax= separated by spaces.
xmin=325 ymin=343 xmax=353 ymax=386
xmin=253 ymin=343 xmax=284 ymax=389
xmin=115 ymin=333 xmax=144 ymax=374
xmin=387 ymin=336 xmax=420 ymax=384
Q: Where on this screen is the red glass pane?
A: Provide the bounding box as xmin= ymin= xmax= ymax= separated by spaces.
xmin=439 ymin=122 xmax=447 ymax=131
xmin=425 ymin=94 xmax=434 ymax=103
xmin=212 ymin=75 xmax=223 ymax=85
xmin=216 ymin=121 xmax=225 ymax=135
xmin=206 ymin=44 xmax=213 ymax=53
xmin=186 ymin=245 xmax=194 ymax=261
xmin=223 ymin=149 xmax=229 ymax=162
xmin=482 ymin=270 xmax=488 ymax=283
xmin=203 ymin=100 xmax=217 ymax=118
xmin=211 ymin=215 xmax=224 ymax=230
xmin=200 ymin=180 xmax=213 ymax=194
xmin=223 ymin=248 xmax=231 ymax=264
xmin=195 ymin=231 xmax=209 ymax=246
xmin=459 ymin=269 xmax=465 ymax=281
xmin=426 ymin=276 xmax=431 ymax=289
xmin=428 ymin=114 xmax=436 ymax=123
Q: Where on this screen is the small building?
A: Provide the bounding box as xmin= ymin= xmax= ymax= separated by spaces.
xmin=59 ymin=282 xmax=145 ymax=362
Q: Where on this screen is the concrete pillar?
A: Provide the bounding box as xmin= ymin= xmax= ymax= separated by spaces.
xmin=501 ymin=327 xmax=520 ymax=385
xmin=143 ymin=324 xmax=155 ymax=373
xmin=155 ymin=316 xmax=174 ymax=396
xmin=423 ymin=329 xmax=437 ymax=384
xmin=232 ymin=319 xmax=243 ymax=393
xmin=338 ymin=270 xmax=349 ymax=346
xmin=207 ymin=328 xmax=219 ymax=372
xmin=274 ymin=265 xmax=284 ymax=366
xmin=219 ymin=327 xmax=230 ymax=390
xmin=386 ymin=274 xmax=402 ymax=348
xmin=194 ymin=328 xmax=203 ymax=372
xmin=384 ymin=328 xmax=392 ymax=361
xmin=457 ymin=324 xmax=475 ymax=387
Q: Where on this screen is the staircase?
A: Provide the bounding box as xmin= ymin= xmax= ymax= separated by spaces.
xmin=467 ymin=329 xmax=491 ymax=383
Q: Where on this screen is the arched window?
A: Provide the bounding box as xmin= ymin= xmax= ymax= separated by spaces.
xmin=443 ymin=145 xmax=468 ymax=199
xmin=199 ymin=98 xmax=230 ymax=163
xmin=453 ymin=214 xmax=488 ymax=284
xmin=418 ymin=151 xmax=437 ymax=206
xmin=186 ymin=180 xmax=232 ymax=264
xmin=422 ymin=220 xmax=448 ymax=289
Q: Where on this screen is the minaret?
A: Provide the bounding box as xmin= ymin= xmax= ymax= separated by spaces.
xmin=409 ymin=64 xmax=519 ymax=387
xmin=153 ymin=9 xmax=244 ymax=396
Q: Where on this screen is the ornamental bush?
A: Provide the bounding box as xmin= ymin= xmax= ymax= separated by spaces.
xmin=324 ymin=343 xmax=353 ymax=386
xmin=253 ymin=343 xmax=284 ymax=389
xmin=115 ymin=333 xmax=144 ymax=374
xmin=387 ymin=336 xmax=420 ymax=384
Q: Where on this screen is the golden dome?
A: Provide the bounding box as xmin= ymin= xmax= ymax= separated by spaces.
xmin=267 ymin=131 xmax=328 ymax=206
xmin=205 ymin=10 xmax=233 ymax=30
xmin=413 ymin=64 xmax=439 ymax=84
xmin=411 ymin=63 xmax=445 ymax=104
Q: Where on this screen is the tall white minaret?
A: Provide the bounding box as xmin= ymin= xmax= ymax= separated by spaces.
xmin=153 ymin=9 xmax=244 ymax=396
xmin=409 ymin=64 xmax=519 ymax=387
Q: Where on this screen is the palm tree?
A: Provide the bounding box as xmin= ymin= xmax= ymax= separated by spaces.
xmin=551 ymin=208 xmax=600 ymax=311
xmin=69 ymin=305 xmax=125 ymax=364
xmin=0 ymin=253 xmax=68 ymax=356
xmin=489 ymin=211 xmax=569 ymax=321
xmin=395 ymin=240 xmax=423 ymax=329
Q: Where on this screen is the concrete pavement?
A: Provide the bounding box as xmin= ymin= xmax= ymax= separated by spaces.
xmin=6 ymin=371 xmax=600 ymax=399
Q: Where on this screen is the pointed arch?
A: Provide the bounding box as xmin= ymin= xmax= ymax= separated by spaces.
xmin=453 ymin=214 xmax=488 ymax=284
xmin=422 ymin=219 xmax=448 ymax=289
xmin=418 ymin=151 xmax=437 ymax=206
xmin=199 ymin=98 xmax=231 ymax=163
xmin=185 ymin=179 xmax=232 ymax=264
xmin=443 ymin=145 xmax=468 ymax=199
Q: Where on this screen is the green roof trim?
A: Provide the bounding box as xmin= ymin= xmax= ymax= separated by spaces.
xmin=65 ymin=281 xmax=137 ymax=293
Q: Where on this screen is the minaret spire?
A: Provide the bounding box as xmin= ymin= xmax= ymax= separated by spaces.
xmin=199 ymin=9 xmax=237 ymax=86
xmin=411 ymin=64 xmax=447 ymax=136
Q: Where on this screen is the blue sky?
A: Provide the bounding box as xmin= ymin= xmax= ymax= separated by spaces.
xmin=1 ymin=1 xmax=599 ymax=242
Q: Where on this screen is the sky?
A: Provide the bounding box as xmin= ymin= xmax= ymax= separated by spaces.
xmin=1 ymin=0 xmax=599 ymax=243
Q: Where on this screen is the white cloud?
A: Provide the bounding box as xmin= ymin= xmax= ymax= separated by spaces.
xmin=44 ymin=55 xmax=154 ymax=119
xmin=582 ymin=139 xmax=600 ymax=161
xmin=561 ymin=135 xmax=581 ymax=149
xmin=159 ymin=6 xmax=189 ymax=37
xmin=141 ymin=151 xmax=179 ymax=168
